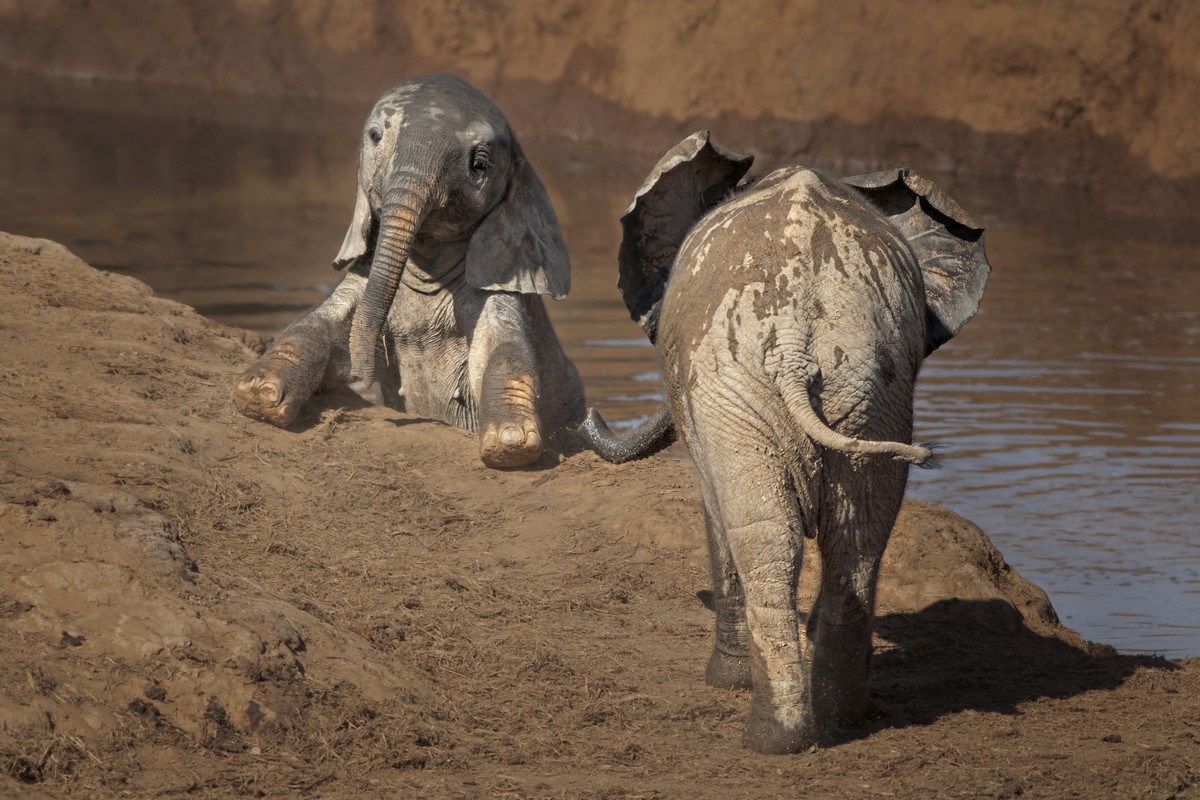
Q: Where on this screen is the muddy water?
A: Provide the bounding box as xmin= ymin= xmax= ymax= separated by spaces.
xmin=3 ymin=77 xmax=1197 ymax=655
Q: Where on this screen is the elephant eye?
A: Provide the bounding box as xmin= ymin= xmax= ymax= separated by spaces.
xmin=470 ymin=147 xmax=491 ymax=176
xmin=368 ymin=127 xmax=383 ymax=144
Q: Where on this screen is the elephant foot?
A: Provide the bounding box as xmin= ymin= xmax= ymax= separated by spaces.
xmin=741 ymin=704 xmax=817 ymax=755
xmin=704 ymin=592 xmax=752 ymax=690
xmin=479 ymin=418 xmax=543 ymax=468
xmin=479 ymin=374 xmax=543 ymax=468
xmin=805 ymin=609 xmax=874 ymax=730
xmin=812 ymin=682 xmax=869 ymax=736
xmin=234 ymin=347 xmax=320 ymax=427
xmin=705 ymin=648 xmax=751 ymax=690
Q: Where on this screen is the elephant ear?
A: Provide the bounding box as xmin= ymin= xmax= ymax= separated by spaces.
xmin=619 ymin=131 xmax=754 ymax=341
xmin=466 ymin=145 xmax=570 ymax=300
xmin=844 ymin=169 xmax=991 ymax=355
xmin=332 ymin=177 xmax=374 ymax=270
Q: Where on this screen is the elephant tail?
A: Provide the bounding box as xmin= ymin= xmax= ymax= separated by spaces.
xmin=784 ymin=375 xmax=935 ymax=466
xmin=579 ymin=404 xmax=677 ymax=464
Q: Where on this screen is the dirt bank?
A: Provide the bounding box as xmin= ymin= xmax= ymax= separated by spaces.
xmin=1 ymin=234 xmax=1198 ymax=797
xmin=2 ymin=1 xmax=1199 ymax=219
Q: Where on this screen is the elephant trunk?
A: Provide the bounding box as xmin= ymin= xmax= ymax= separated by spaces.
xmin=348 ymin=184 xmax=431 ymax=384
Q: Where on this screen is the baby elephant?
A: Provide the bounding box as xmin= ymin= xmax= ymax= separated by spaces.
xmin=583 ymin=132 xmax=991 ymax=752
xmin=235 ymin=74 xmax=584 ymax=468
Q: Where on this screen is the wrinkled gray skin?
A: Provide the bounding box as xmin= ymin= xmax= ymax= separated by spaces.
xmin=582 ymin=132 xmax=991 ymax=753
xmin=234 ymin=74 xmax=584 ymax=468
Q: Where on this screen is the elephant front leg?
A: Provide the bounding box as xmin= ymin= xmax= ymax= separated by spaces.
xmin=234 ymin=269 xmax=364 ymax=427
xmin=235 ymin=320 xmax=334 ymax=426
xmin=705 ymin=589 xmax=752 ymax=690
xmin=471 ymin=293 xmax=544 ymax=468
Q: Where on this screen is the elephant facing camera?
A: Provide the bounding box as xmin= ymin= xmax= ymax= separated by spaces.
xmin=234 ymin=74 xmax=585 ymax=469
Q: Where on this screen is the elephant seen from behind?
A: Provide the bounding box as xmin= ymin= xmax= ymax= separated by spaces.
xmin=582 ymin=132 xmax=991 ymax=752
xmin=235 ymin=73 xmax=584 ymax=468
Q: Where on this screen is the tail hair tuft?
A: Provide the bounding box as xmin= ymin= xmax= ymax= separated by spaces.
xmin=913 ymin=441 xmax=947 ymax=470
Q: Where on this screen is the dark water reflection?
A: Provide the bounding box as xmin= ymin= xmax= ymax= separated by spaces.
xmin=2 ymin=76 xmax=1197 ymax=655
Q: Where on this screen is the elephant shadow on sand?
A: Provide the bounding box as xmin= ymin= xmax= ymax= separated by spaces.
xmin=857 ymin=600 xmax=1171 ymax=737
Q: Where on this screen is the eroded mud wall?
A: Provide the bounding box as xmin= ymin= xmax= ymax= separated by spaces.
xmin=2 ymin=1 xmax=1197 ymax=204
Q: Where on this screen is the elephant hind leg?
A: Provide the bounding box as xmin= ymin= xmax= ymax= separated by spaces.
xmin=731 ymin=515 xmax=812 ymax=754
xmin=808 ymin=457 xmax=907 ymax=738
xmin=698 ymin=449 xmax=814 ymax=754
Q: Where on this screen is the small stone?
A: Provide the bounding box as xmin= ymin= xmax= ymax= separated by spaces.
xmin=59 ymin=631 xmax=85 ymax=647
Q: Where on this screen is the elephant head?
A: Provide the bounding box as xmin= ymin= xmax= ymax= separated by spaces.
xmin=334 ymin=74 xmax=570 ymax=385
xmin=616 ymin=131 xmax=989 ymax=355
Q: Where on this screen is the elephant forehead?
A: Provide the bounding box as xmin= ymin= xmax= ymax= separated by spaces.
xmin=373 ymin=79 xmax=495 ymax=131
xmin=459 ymin=120 xmax=498 ymax=144
xmin=373 ymin=84 xmax=422 ymax=125
xmin=375 ymin=99 xmax=469 ymax=130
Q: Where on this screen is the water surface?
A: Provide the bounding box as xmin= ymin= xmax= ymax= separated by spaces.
xmin=3 ymin=76 xmax=1197 ymax=655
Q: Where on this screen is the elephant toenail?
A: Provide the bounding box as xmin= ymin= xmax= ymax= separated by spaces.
xmin=500 ymin=426 xmax=524 ymax=445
